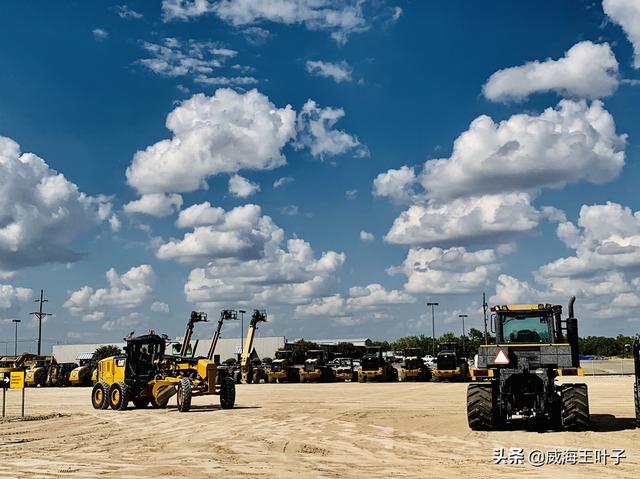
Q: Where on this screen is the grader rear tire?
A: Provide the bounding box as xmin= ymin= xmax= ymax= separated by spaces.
xmin=91 ymin=382 xmax=109 ymax=409
xmin=109 ymin=381 xmax=129 ymax=411
xmin=220 ymin=376 xmax=236 ymax=409
xmin=467 ymin=383 xmax=497 ymax=431
xmin=561 ymin=383 xmax=590 ymax=431
xmin=176 ymin=377 xmax=192 ymax=413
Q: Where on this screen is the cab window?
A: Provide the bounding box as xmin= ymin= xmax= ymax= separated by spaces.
xmin=501 ymin=313 xmax=550 ymax=343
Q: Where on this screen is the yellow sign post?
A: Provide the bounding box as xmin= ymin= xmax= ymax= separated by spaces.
xmin=10 ymin=371 xmax=24 ymax=389
xmin=1 ymin=369 xmax=25 ymax=417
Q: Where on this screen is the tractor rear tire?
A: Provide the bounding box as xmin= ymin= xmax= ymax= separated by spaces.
xmin=467 ymin=382 xmax=498 ymax=431
xmin=635 ymin=378 xmax=640 ymax=426
xmin=561 ymin=383 xmax=590 ymax=431
xmin=220 ymin=376 xmax=236 ymax=409
xmin=109 ymin=381 xmax=129 ymax=411
xmin=176 ymin=377 xmax=192 ymax=413
xmin=91 ymin=382 xmax=109 ymax=410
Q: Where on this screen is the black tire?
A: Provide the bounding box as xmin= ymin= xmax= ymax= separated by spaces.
xmin=467 ymin=382 xmax=498 ymax=431
xmin=132 ymin=397 xmax=149 ymax=408
xmin=220 ymin=376 xmax=236 ymax=409
xmin=635 ymin=378 xmax=640 ymax=426
xmin=561 ymin=383 xmax=590 ymax=431
xmin=233 ymin=370 xmax=241 ymax=384
xmin=109 ymin=381 xmax=129 ymax=411
xmin=91 ymin=382 xmax=109 ymax=410
xmin=176 ymin=377 xmax=192 ymax=413
xmin=423 ymin=366 xmax=432 ymax=382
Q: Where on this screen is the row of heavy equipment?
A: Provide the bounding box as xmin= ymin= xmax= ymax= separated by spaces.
xmin=0 ymin=353 xmax=91 ymax=387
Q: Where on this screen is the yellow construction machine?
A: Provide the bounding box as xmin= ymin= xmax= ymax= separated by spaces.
xmin=236 ymin=310 xmax=268 ymax=383
xmin=399 ymin=348 xmax=432 ymax=382
xmin=299 ymin=350 xmax=335 ymax=382
xmin=267 ymin=349 xmax=299 ymax=383
xmin=91 ymin=311 xmax=236 ymax=412
xmin=69 ymin=353 xmax=95 ymax=386
xmin=332 ymin=357 xmax=358 ymax=382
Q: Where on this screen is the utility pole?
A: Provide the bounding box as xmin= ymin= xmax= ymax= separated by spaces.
xmin=12 ymin=319 xmax=21 ymax=356
xmin=458 ymin=314 xmax=468 ymax=356
xmin=482 ymin=292 xmax=489 ymax=345
xmin=30 ymin=289 xmax=51 ymax=356
xmin=427 ymin=302 xmax=439 ymax=356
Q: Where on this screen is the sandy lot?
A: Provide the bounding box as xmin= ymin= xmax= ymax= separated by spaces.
xmin=0 ymin=376 xmax=639 ymax=478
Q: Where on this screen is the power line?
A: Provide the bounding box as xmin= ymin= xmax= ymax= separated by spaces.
xmin=30 ymin=289 xmax=51 ymax=356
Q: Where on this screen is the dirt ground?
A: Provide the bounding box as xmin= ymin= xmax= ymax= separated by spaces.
xmin=0 ymin=375 xmax=639 ymax=478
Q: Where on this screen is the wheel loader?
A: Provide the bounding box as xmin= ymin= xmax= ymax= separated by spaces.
xmin=267 ymin=349 xmax=299 ymax=383
xmin=332 ymin=357 xmax=358 ymax=382
xmin=357 ymin=347 xmax=398 ymax=382
xmin=399 ymin=348 xmax=432 ymax=381
xmin=433 ymin=343 xmax=469 ymax=381
xmin=299 ymin=349 xmax=335 ymax=382
xmin=467 ymin=297 xmax=589 ymax=431
xmin=91 ymin=312 xmax=235 ymax=412
xmin=69 ymin=357 xmax=95 ymax=386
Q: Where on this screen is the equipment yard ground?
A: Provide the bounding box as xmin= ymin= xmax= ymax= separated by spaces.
xmin=1 ymin=376 xmax=639 ymax=478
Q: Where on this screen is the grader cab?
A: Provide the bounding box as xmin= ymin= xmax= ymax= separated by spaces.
xmin=467 ymin=297 xmax=589 ymax=431
xmin=92 ymin=315 xmax=236 ymax=412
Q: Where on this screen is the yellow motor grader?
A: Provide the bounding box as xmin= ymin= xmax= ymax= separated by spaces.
xmin=91 ymin=312 xmax=235 ymax=412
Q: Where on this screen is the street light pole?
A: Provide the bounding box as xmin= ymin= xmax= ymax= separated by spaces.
xmin=427 ymin=302 xmax=439 ymax=356
xmin=12 ymin=319 xmax=21 ymax=356
xmin=459 ymin=314 xmax=468 ymax=356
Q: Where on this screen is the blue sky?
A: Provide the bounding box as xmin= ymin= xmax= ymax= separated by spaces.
xmin=1 ymin=0 xmax=640 ymax=353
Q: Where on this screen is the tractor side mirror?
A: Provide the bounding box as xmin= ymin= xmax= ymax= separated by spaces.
xmin=490 ymin=313 xmax=496 ymax=333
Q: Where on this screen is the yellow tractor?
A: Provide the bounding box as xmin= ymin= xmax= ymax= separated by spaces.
xmin=332 ymin=357 xmax=358 ymax=382
xmin=358 ymin=347 xmax=398 ymax=382
xmin=299 ymin=350 xmax=335 ymax=383
xmin=433 ymin=343 xmax=470 ymax=381
xmin=399 ymin=348 xmax=432 ymax=382
xmin=267 ymin=349 xmax=299 ymax=383
xmin=92 ymin=315 xmax=235 ymax=412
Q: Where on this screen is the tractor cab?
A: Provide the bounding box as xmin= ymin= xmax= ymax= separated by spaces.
xmin=360 ymin=347 xmax=385 ymax=371
xmin=271 ymin=350 xmax=294 ymax=372
xmin=494 ymin=304 xmax=562 ymax=344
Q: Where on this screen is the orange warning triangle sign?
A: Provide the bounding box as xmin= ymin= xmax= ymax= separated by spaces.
xmin=494 ymin=349 xmax=509 ymax=365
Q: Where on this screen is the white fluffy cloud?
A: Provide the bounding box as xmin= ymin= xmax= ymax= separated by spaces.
xmin=185 ymin=237 xmax=346 ymax=306
xmin=373 ymin=165 xmax=417 ymax=205
xmin=306 ymin=60 xmax=352 ymax=83
xmin=151 ymin=301 xmax=170 ymax=313
xmin=483 ymin=41 xmax=619 ymax=102
xmin=163 ymin=0 xmax=371 ymax=44
xmin=124 ymin=193 xmax=183 ymax=217
xmin=64 ymin=265 xmax=155 ymax=318
xmin=126 ymin=89 xmax=296 ymax=195
xmin=114 ymin=5 xmax=143 ymax=20
xmin=359 ymin=230 xmax=374 ymax=241
xmin=175 ymin=201 xmax=224 ymax=228
xmin=0 ymin=136 xmax=111 ymax=272
xmin=376 ymin=100 xmax=626 ymax=247
xmin=295 ymin=283 xmax=415 ymax=324
xmin=420 ymin=100 xmax=625 ymax=201
xmin=389 ymin=247 xmax=499 ymax=294
xmin=273 ymin=176 xmax=295 ymax=188
xmin=0 ymin=284 xmax=32 ymax=320
xmin=92 ymin=28 xmax=109 ymax=40
xmin=492 ymin=202 xmax=640 ymax=321
xmin=295 ymin=99 xmax=366 ymax=159
xmin=158 ymin=204 xmax=282 ymax=262
xmin=539 ymin=202 xmax=640 ymax=279
xmin=385 ymin=193 xmax=539 ymax=246
xmin=228 ymin=174 xmax=260 ymax=198
xmin=604 ymin=0 xmax=640 ymax=68
xmin=138 ymin=38 xmax=254 ymax=86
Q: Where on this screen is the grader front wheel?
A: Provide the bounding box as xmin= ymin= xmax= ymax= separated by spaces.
xmin=176 ymin=377 xmax=192 ymax=412
xmin=91 ymin=382 xmax=109 ymax=410
xmin=220 ymin=376 xmax=236 ymax=409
